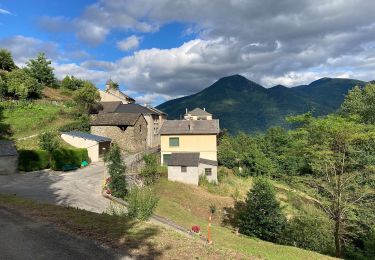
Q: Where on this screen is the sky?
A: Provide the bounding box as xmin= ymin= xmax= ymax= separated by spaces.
xmin=1 ymin=0 xmax=375 ymax=106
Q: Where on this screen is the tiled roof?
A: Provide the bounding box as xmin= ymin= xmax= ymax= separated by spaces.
xmin=187 ymin=108 xmax=212 ymax=116
xmin=90 ymin=113 xmax=142 ymax=126
xmin=0 ymin=140 xmax=18 ymax=156
xmin=168 ymin=153 xmax=200 ymax=167
xmin=98 ymin=101 xmax=122 ymax=113
xmin=159 ymin=120 xmax=220 ymax=135
xmin=62 ymin=131 xmax=111 ymax=142
xmin=199 ymin=158 xmax=218 ymax=166
xmin=115 ymin=104 xmax=160 ymax=115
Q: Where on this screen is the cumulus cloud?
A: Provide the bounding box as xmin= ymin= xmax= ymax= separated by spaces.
xmin=117 ymin=35 xmax=140 ymax=51
xmin=33 ymin=0 xmax=375 ymax=104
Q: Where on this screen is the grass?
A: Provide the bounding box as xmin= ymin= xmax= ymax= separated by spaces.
xmin=0 ymin=193 xmax=248 ymax=259
xmin=152 ymin=177 xmax=336 ymax=260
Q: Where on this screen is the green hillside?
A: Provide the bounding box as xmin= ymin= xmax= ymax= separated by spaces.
xmin=157 ymin=75 xmax=367 ymax=133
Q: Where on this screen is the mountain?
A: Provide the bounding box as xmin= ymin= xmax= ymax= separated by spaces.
xmin=156 ymin=75 xmax=367 ymax=133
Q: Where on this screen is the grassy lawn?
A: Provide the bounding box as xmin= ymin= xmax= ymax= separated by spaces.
xmin=0 ymin=193 xmax=248 ymax=259
xmin=152 ymin=177 xmax=335 ymax=260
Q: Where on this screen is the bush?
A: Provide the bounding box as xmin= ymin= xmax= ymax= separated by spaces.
xmin=286 ymin=206 xmax=335 ymax=254
xmin=140 ymin=154 xmax=160 ymax=185
xmin=38 ymin=131 xmax=60 ymax=153
xmin=237 ymin=177 xmax=287 ymax=243
xmin=51 ymin=148 xmax=88 ymax=170
xmin=126 ymin=187 xmax=159 ymax=220
xmin=18 ymin=150 xmax=49 ymax=171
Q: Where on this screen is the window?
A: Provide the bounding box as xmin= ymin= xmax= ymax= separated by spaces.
xmin=181 ymin=166 xmax=187 ymax=172
xmin=205 ymin=168 xmax=212 ymax=176
xmin=163 ymin=154 xmax=171 ymax=165
xmin=169 ymin=137 xmax=179 ymax=147
xmin=139 ymin=125 xmax=142 ymax=133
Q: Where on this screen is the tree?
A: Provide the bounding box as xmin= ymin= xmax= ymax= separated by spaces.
xmin=38 ymin=132 xmax=60 ymax=164
xmin=140 ymin=154 xmax=160 ymax=185
xmin=299 ymin=115 xmax=375 ymax=257
xmin=340 ymin=84 xmax=375 ymax=124
xmin=104 ymin=144 xmax=127 ymax=198
xmin=26 ymin=52 xmax=55 ymax=87
xmin=0 ymin=77 xmax=7 ymax=99
xmin=61 ymin=75 xmax=85 ymax=90
xmin=6 ymin=69 xmax=42 ymax=100
xmin=0 ymin=49 xmax=16 ymax=71
xmin=237 ymin=177 xmax=287 ymax=243
xmin=73 ymin=81 xmax=101 ymax=114
xmin=38 ymin=132 xmax=60 ymax=153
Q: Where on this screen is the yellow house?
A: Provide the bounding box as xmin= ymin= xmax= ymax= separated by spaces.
xmin=159 ymin=120 xmax=220 ymax=165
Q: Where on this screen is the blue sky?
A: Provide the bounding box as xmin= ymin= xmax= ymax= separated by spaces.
xmin=1 ymin=0 xmax=375 ymax=105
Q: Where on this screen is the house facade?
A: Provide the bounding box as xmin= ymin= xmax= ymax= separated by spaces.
xmin=99 ymin=79 xmax=135 ymax=104
xmin=184 ymin=108 xmax=213 ymax=120
xmin=95 ymin=102 xmax=166 ymax=148
xmin=167 ymin=153 xmax=218 ymax=186
xmin=159 ymin=119 xmax=220 ymax=165
xmin=90 ymin=113 xmax=147 ymax=153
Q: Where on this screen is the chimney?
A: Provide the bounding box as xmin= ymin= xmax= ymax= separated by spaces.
xmin=203 ymin=107 xmax=206 ymax=111
xmin=186 ymin=108 xmax=188 ymax=114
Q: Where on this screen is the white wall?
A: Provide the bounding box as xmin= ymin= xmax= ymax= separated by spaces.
xmin=198 ymin=163 xmax=218 ymax=183
xmin=61 ymin=134 xmax=100 ymax=162
xmin=168 ymin=165 xmax=199 ymax=186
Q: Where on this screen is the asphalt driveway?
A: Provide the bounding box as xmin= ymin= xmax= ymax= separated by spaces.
xmin=0 ymin=162 xmax=109 ymax=213
xmin=0 ymin=206 xmax=129 ymax=260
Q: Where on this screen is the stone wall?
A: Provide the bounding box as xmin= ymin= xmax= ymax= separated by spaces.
xmin=91 ymin=116 xmax=147 ymax=153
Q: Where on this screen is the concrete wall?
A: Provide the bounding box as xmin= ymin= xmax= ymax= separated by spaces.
xmin=160 ymin=134 xmax=217 ymax=164
xmin=61 ymin=134 xmax=101 ymax=162
xmin=91 ymin=116 xmax=147 ymax=154
xmin=168 ymin=165 xmax=199 ymax=186
xmin=198 ymin=163 xmax=218 ymax=183
xmin=0 ymin=156 xmax=18 ymax=175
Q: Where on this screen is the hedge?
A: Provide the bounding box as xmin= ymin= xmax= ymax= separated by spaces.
xmin=51 ymin=148 xmax=89 ymax=170
xmin=18 ymin=150 xmax=49 ymax=172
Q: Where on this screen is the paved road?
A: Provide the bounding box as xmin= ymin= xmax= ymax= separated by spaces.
xmin=0 ymin=206 xmax=129 ymax=260
xmin=0 ymin=162 xmax=109 ymax=213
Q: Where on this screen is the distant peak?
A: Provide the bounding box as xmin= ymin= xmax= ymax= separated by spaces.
xmin=271 ymin=84 xmax=287 ymax=89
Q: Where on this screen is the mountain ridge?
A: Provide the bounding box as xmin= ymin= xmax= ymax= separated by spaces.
xmin=156 ymin=75 xmax=367 ymax=133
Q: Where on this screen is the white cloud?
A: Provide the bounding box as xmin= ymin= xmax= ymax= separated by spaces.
xmin=0 ymin=8 xmax=11 ymax=15
xmin=117 ymin=35 xmax=140 ymax=51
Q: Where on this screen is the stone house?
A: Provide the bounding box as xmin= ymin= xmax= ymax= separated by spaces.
xmin=184 ymin=108 xmax=213 ymax=120
xmin=96 ymin=102 xmax=167 ymax=148
xmin=167 ymin=153 xmax=218 ymax=186
xmin=61 ymin=131 xmax=111 ymax=162
xmin=90 ymin=113 xmax=147 ymax=153
xmin=0 ymin=140 xmax=18 ymax=175
xmin=99 ymin=79 xmax=135 ymax=104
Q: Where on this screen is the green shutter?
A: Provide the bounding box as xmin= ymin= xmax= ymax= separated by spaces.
xmin=169 ymin=137 xmax=179 ymax=147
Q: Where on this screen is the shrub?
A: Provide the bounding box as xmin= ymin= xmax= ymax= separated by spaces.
xmin=237 ymin=177 xmax=287 ymax=243
xmin=286 ymin=206 xmax=335 ymax=254
xmin=38 ymin=131 xmax=60 ymax=154
xmin=126 ymin=187 xmax=159 ymax=220
xmin=104 ymin=144 xmax=127 ymax=198
xmin=140 ymin=154 xmax=160 ymax=185
xmin=51 ymin=148 xmax=88 ymax=170
xmin=18 ymin=150 xmax=49 ymax=171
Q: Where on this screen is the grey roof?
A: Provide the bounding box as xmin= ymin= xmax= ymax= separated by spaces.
xmin=105 ymin=79 xmax=114 ymax=85
xmin=0 ymin=140 xmax=18 ymax=156
xmin=62 ymin=131 xmax=111 ymax=142
xmin=187 ymin=108 xmax=212 ymax=116
xmin=168 ymin=153 xmax=200 ymax=167
xmin=199 ymin=158 xmax=218 ymax=166
xmin=145 ymin=105 xmax=167 ymax=115
xmin=159 ymin=119 xmax=220 ymax=135
xmin=90 ymin=113 xmax=143 ymax=126
xmin=98 ymin=101 xmax=122 ymax=113
xmin=115 ymin=104 xmax=159 ymax=115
